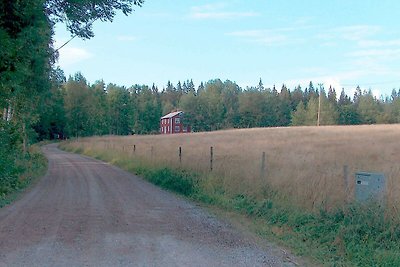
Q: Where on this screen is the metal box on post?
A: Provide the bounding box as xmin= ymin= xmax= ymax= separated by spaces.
xmin=355 ymin=172 xmax=386 ymax=203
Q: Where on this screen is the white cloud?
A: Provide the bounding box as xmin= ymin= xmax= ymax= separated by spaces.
xmin=192 ymin=3 xmax=227 ymax=11
xmin=58 ymin=47 xmax=93 ymax=67
xmin=227 ymin=28 xmax=305 ymax=46
xmin=268 ymin=70 xmax=374 ymax=96
xmin=348 ymin=48 xmax=400 ymax=58
xmin=228 ymin=30 xmax=288 ymax=45
xmin=117 ymin=35 xmax=138 ymax=42
xmin=335 ymin=25 xmax=381 ymax=41
xmin=55 ymin=39 xmax=93 ymax=67
xmin=276 ymin=69 xmax=399 ymax=99
xmin=140 ymin=12 xmax=174 ymax=19
xmin=228 ymin=27 xmax=297 ymax=37
xmin=277 ymin=76 xmax=344 ymax=92
xmin=316 ymin=24 xmax=400 ymax=81
xmin=372 ymin=89 xmax=382 ymax=98
xmin=293 ymin=17 xmax=314 ymax=27
xmin=318 ymin=25 xmax=381 ymax=42
xmin=191 ymin=11 xmax=258 ymax=19
xmin=288 ymin=75 xmax=361 ymax=100
xmin=189 ymin=3 xmax=258 ymax=20
xmin=358 ymin=39 xmax=400 ymax=47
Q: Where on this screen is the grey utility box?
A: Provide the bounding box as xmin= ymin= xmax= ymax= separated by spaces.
xmin=355 ymin=172 xmax=386 ymax=203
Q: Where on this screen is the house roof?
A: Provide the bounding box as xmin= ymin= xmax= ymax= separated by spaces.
xmin=161 ymin=111 xmax=183 ymax=119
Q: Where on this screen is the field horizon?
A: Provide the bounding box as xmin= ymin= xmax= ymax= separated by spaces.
xmin=66 ymin=124 xmax=400 ymax=216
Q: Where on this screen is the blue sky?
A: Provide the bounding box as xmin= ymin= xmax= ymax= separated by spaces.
xmin=55 ymin=1 xmax=400 ymax=97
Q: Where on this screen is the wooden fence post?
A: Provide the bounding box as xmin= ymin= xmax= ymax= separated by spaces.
xmin=179 ymin=146 xmax=182 ymax=165
xmin=260 ymin=152 xmax=266 ymax=179
xmin=133 ymin=144 xmax=136 ymax=154
xmin=210 ymin=146 xmax=213 ymax=172
xmin=343 ymin=165 xmax=349 ymax=199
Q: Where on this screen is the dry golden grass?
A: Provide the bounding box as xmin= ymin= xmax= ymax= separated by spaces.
xmin=66 ymin=124 xmax=400 ymax=212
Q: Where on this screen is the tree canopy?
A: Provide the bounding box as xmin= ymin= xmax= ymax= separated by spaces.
xmin=34 ymin=73 xmax=400 ymax=138
xmin=0 ymin=0 xmax=144 ymax=194
xmin=45 ymin=0 xmax=144 ymax=38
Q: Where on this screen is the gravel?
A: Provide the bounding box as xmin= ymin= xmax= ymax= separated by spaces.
xmin=0 ymin=144 xmax=307 ymax=267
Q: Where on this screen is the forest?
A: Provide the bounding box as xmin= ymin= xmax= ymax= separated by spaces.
xmin=36 ymin=71 xmax=400 ymax=139
xmin=0 ymin=0 xmax=144 ymax=196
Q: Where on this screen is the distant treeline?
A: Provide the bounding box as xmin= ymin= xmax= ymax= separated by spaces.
xmin=36 ymin=71 xmax=400 ymax=139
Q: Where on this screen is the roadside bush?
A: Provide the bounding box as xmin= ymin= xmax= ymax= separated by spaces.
xmin=0 ymin=122 xmax=20 ymax=195
xmin=0 ymin=122 xmax=47 ymax=207
xmin=140 ymin=167 xmax=198 ymax=196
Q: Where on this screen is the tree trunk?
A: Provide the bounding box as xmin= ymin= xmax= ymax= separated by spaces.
xmin=6 ymin=103 xmax=13 ymax=121
xmin=22 ymin=121 xmax=27 ymax=155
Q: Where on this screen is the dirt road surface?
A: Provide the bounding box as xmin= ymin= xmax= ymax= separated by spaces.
xmin=0 ymin=144 xmax=304 ymax=266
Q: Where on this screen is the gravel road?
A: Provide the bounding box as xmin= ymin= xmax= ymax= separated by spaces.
xmin=0 ymin=144 xmax=304 ymax=267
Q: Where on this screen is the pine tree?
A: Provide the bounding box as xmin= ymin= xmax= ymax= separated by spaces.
xmin=291 ymin=101 xmax=307 ymax=126
xmin=257 ymin=78 xmax=264 ymax=91
xmin=276 ymin=84 xmax=292 ymax=126
xmin=328 ymin=86 xmax=337 ymax=105
xmin=357 ymin=90 xmax=382 ymax=124
xmin=305 ymin=81 xmax=316 ymax=101
xmin=353 ymin=86 xmax=362 ymax=105
xmin=176 ymin=81 xmax=183 ymax=94
xmin=182 ymin=81 xmax=188 ymax=94
xmin=291 ymin=85 xmax=304 ymax=110
xmin=390 ymin=89 xmax=398 ymax=101
xmin=166 ymin=81 xmax=174 ymax=92
xmin=187 ymin=79 xmax=196 ymax=95
xmin=338 ymin=88 xmax=351 ymax=106
xmin=151 ymin=83 xmax=158 ymax=94
xmin=197 ymin=82 xmax=205 ymax=95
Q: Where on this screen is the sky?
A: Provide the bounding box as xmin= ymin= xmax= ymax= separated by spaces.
xmin=55 ymin=0 xmax=400 ymax=98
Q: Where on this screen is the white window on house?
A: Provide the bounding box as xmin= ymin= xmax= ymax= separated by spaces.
xmin=175 ymin=117 xmax=180 ymax=124
xmin=175 ymin=126 xmax=180 ymax=133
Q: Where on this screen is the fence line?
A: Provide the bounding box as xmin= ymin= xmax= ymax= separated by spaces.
xmin=210 ymin=146 xmax=213 ymax=172
xmin=84 ymin=141 xmax=386 ymax=207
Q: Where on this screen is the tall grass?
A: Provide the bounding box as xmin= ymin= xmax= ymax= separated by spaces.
xmin=61 ymin=124 xmax=400 ymax=266
xmin=64 ymin=124 xmax=400 ymax=214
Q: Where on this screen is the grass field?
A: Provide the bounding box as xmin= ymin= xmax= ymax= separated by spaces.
xmin=66 ymin=124 xmax=400 ymax=213
xmin=62 ymin=124 xmax=400 ymax=266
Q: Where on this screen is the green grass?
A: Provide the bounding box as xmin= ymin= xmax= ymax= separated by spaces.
xmin=0 ymin=145 xmax=48 ymax=208
xmin=60 ymin=142 xmax=400 ymax=267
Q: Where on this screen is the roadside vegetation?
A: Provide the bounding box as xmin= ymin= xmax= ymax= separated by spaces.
xmin=0 ymin=1 xmax=144 ymax=208
xmin=61 ymin=124 xmax=400 ymax=266
xmin=0 ymin=140 xmax=47 ymax=207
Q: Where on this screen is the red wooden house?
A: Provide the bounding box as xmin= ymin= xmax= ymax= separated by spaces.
xmin=160 ymin=110 xmax=191 ymax=134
